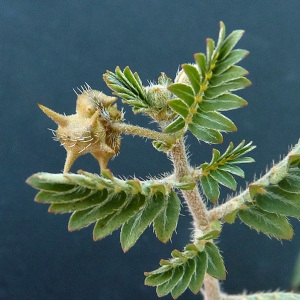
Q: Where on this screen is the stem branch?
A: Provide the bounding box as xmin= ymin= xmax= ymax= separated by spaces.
xmin=111 ymin=122 xmax=176 ymax=145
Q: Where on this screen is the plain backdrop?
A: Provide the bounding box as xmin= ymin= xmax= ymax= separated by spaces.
xmin=1 ymin=1 xmax=300 ymax=299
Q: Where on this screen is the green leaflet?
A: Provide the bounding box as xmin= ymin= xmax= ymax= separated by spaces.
xmin=171 ymin=259 xmax=196 ymax=299
xmin=209 ymin=66 xmax=248 ymax=87
xmin=120 ymin=192 xmax=165 ymax=252
xmin=194 ymin=53 xmax=207 ymax=78
xmin=256 ymin=186 xmax=300 ymax=218
xmin=68 ymin=191 xmax=127 ymax=231
xmin=238 ymin=205 xmax=294 ymax=240
xmin=26 ymin=172 xmax=76 ymax=192
xmin=167 ymin=99 xmax=189 ymax=118
xmin=200 ymin=174 xmax=220 ymax=203
xmin=218 ymin=29 xmax=245 ymax=61
xmin=93 ymin=193 xmax=146 ymax=241
xmin=49 ymin=189 xmax=108 ymax=213
xmin=156 ymin=266 xmax=185 ymax=297
xmin=192 ymin=110 xmax=237 ymax=132
xmin=200 ymin=93 xmax=247 ymax=112
xmin=168 ymin=83 xmax=195 ymax=107
xmin=278 ymin=167 xmax=300 ymax=193
xmin=153 ymin=190 xmax=181 ymax=243
xmin=206 ymin=38 xmax=215 ymax=67
xmin=218 ymin=164 xmax=245 ymax=178
xmin=182 ymin=64 xmax=201 ymax=94
xmin=164 ymin=117 xmax=185 ymax=133
xmin=144 ymin=266 xmax=173 ymax=286
xmin=210 ymin=169 xmax=237 ymax=190
xmin=189 ymin=251 xmax=207 ymax=294
xmin=35 ymin=187 xmax=92 ymax=203
xmin=204 ymin=242 xmax=226 ymax=280
xmin=188 ymin=123 xmax=223 ymax=144
xmin=213 ymin=49 xmax=249 ymax=75
xmin=204 ymin=78 xmax=251 ymax=99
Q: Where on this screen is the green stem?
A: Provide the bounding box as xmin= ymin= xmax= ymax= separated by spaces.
xmin=110 ymin=122 xmax=176 ymax=145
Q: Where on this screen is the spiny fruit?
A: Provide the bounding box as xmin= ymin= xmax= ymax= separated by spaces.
xmin=39 ymin=84 xmax=123 ymax=173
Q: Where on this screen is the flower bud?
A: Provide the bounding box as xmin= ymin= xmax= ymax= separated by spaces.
xmin=145 ymin=84 xmax=171 ymax=110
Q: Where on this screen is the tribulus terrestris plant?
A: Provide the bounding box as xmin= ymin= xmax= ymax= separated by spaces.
xmin=27 ymin=22 xmax=300 ymax=299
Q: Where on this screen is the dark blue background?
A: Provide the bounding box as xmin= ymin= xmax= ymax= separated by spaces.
xmin=1 ymin=1 xmax=300 ymax=299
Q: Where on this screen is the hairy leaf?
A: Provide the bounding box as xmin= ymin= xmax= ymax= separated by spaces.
xmin=171 ymin=259 xmax=196 ymax=299
xmin=200 ymin=93 xmax=247 ymax=112
xmin=218 ymin=29 xmax=244 ymax=60
xmin=156 ymin=266 xmax=184 ymax=297
xmin=205 ymin=242 xmax=226 ymax=280
xmin=200 ymin=174 xmax=220 ymax=203
xmin=120 ymin=192 xmax=165 ymax=252
xmin=164 ymin=117 xmax=185 ymax=133
xmin=167 ymin=99 xmax=189 ymax=118
xmin=192 ymin=110 xmax=237 ymax=132
xmin=188 ymin=123 xmax=223 ymax=144
xmin=168 ymin=83 xmax=195 ymax=107
xmin=68 ymin=191 xmax=127 ymax=231
xmin=93 ymin=193 xmax=146 ymax=240
xmin=194 ymin=53 xmax=207 ymax=78
xmin=35 ymin=187 xmax=92 ymax=204
xmin=256 ymin=186 xmax=300 ymax=218
xmin=278 ymin=167 xmax=300 ymax=193
xmin=213 ymin=49 xmax=249 ymax=75
xmin=153 ymin=190 xmax=181 ymax=243
xmin=49 ymin=189 xmax=108 ymax=213
xmin=209 ymin=66 xmax=248 ymax=87
xmin=210 ymin=169 xmax=237 ymax=190
xmin=189 ymin=251 xmax=207 ymax=294
xmin=182 ymin=64 xmax=201 ymax=94
xmin=238 ymin=205 xmax=294 ymax=239
xmin=204 ymin=78 xmax=251 ymax=99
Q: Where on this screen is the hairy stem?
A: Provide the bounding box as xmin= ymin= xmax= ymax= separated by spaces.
xmin=170 ymin=138 xmax=221 ymax=300
xmin=203 ymin=274 xmax=222 ymax=300
xmin=170 ymin=138 xmax=209 ymax=232
xmin=110 ymin=122 xmax=176 ymax=145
